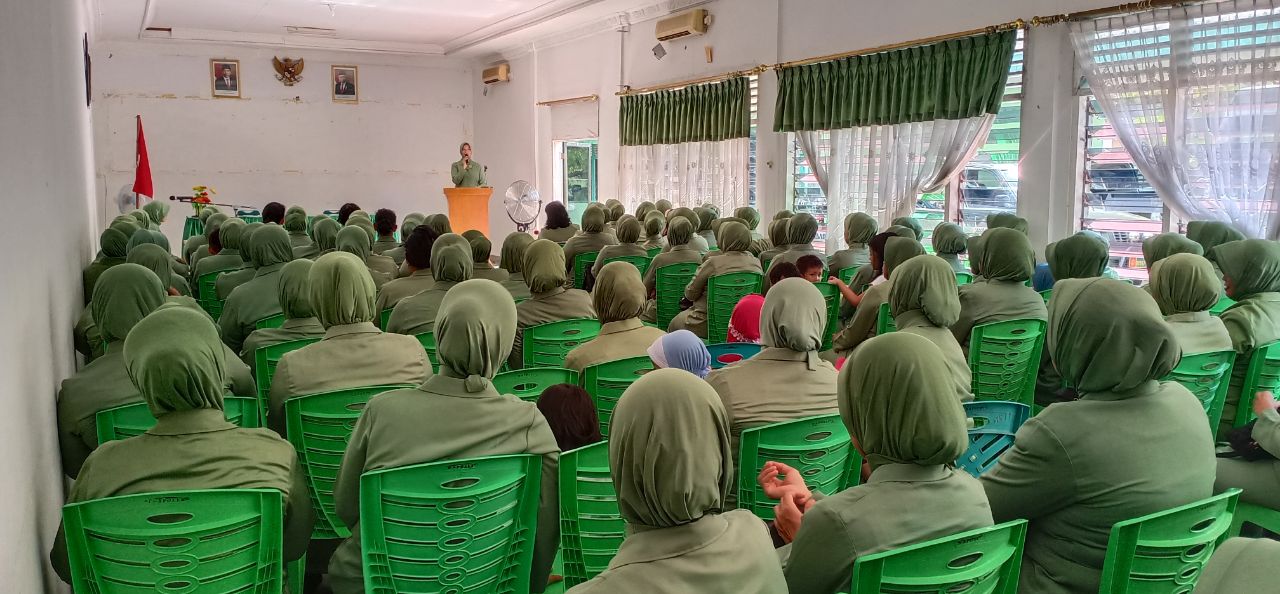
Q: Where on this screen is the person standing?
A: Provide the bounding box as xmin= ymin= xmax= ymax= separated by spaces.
xmin=451 ymin=142 xmax=488 ymax=188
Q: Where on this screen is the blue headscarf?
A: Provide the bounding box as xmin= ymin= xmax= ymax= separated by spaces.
xmin=647 ymin=330 xmax=712 ymax=379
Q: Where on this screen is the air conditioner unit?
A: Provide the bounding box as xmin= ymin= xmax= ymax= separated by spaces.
xmin=482 ymin=63 xmax=511 ymax=85
xmin=656 ymin=9 xmax=708 ymax=42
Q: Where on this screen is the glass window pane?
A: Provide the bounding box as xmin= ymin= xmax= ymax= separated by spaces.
xmin=957 ymin=29 xmax=1024 ymax=237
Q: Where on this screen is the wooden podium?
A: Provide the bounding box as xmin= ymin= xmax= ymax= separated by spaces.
xmin=443 ymin=187 xmax=493 ymax=237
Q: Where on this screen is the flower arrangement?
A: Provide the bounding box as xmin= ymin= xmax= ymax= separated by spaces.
xmin=191 ymin=185 xmax=216 ymax=215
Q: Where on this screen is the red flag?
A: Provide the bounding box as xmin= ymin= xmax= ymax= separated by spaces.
xmin=132 ymin=115 xmax=154 ymax=198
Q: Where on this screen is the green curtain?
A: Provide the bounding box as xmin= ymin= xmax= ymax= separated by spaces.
xmin=620 ymin=76 xmax=750 ymax=146
xmin=774 ymin=30 xmax=1015 ymax=132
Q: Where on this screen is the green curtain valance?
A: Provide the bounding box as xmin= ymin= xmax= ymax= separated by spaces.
xmin=620 ymin=76 xmax=750 ymax=146
xmin=774 ymin=30 xmax=1015 ymax=132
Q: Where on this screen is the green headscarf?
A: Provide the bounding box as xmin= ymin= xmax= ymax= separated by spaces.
xmin=424 ymin=214 xmax=453 ymax=235
xmin=309 ymin=252 xmax=376 ymax=328
xmin=500 ymin=232 xmax=534 ymax=274
xmin=129 ymin=209 xmax=152 ymax=228
xmin=111 ymin=217 xmax=141 ymax=239
xmin=432 ymin=242 xmax=474 ymax=284
xmin=1048 ymin=278 xmax=1180 ymax=394
xmin=91 ymin=263 xmax=166 ymax=343
xmin=435 ymin=280 xmax=517 ymax=392
xmin=1188 ymin=221 xmax=1247 ymax=258
xmin=142 ymin=200 xmax=170 ymax=225
xmin=761 ymin=278 xmax=826 ymax=363
xmin=931 ymin=222 xmax=967 ymax=255
xmin=284 ymin=209 xmax=308 ymax=233
xmin=286 ymin=205 xmax=306 ymax=217
xmin=218 ymin=218 xmax=247 ymax=252
xmin=654 ymin=199 xmax=673 ymax=214
xmin=313 ymin=217 xmax=340 ymax=252
xmin=616 ymin=218 xmax=642 ymax=244
xmin=1214 ymin=239 xmax=1280 ymax=299
xmin=977 ymin=228 xmax=1034 ymax=282
xmin=967 ymin=236 xmax=985 ymax=276
xmin=336 ymin=225 xmax=371 ymax=261
xmin=891 ymin=216 xmax=924 ymax=240
xmin=126 ymin=244 xmax=175 ymax=287
xmin=609 ymin=202 xmax=625 ymax=223
xmin=467 ymin=234 xmax=493 ymax=264
xmin=125 ymin=307 xmax=227 ymax=416
xmin=886 ymin=224 xmax=918 ymax=241
xmin=643 ymin=212 xmax=665 ymax=240
xmin=766 ymin=219 xmax=789 ymax=247
xmin=99 ymin=228 xmax=129 ymax=258
xmin=523 ymin=239 xmax=567 ymax=293
xmin=1047 ymin=232 xmax=1108 ymax=281
xmin=839 ymin=332 xmax=968 ymax=469
xmin=461 ymin=229 xmax=484 ymax=242
xmin=250 ymin=224 xmax=294 ymax=267
xmin=593 ymin=261 xmax=646 ymax=324
xmin=884 ymin=236 xmax=926 ymax=279
xmin=278 ymin=259 xmax=316 ymax=319
xmin=401 ymin=213 xmax=426 ymax=238
xmin=787 ymin=213 xmax=819 ymax=245
xmin=609 ymin=368 xmax=733 ymax=529
xmin=694 ymin=208 xmax=715 ymax=232
xmin=845 ymin=212 xmax=878 ymax=245
xmin=669 ymin=207 xmax=699 ymax=228
xmin=716 ymin=221 xmax=752 ymax=253
xmin=202 ymin=212 xmax=228 ymax=240
xmin=667 ymin=216 xmax=694 ymax=246
xmin=734 ymin=207 xmax=761 ymax=231
xmin=1142 ymin=233 xmax=1203 ymax=268
xmin=636 ymin=201 xmax=656 ymax=220
xmin=238 ymin=222 xmax=264 ymax=263
xmin=347 ymin=217 xmax=377 ymax=244
xmin=581 ymin=204 xmax=607 ymax=233
xmin=889 ymin=255 xmax=961 ymax=327
xmin=773 ymin=209 xmax=794 ymax=221
xmin=125 ymin=229 xmax=170 ymax=254
xmin=198 ymin=207 xmax=217 ymax=223
xmin=987 ymin=212 xmax=1029 ymax=234
xmin=1149 ymin=253 xmax=1220 ymax=316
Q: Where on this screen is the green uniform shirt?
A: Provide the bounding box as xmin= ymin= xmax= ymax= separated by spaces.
xmin=952 ymin=280 xmax=1047 ymax=356
xmin=510 ymin=287 xmax=595 ymax=369
xmin=668 ymin=252 xmax=762 ymax=337
xmin=538 ymin=224 xmax=579 ymax=244
xmin=386 ymin=281 xmax=457 ymax=336
xmin=218 ymin=263 xmax=286 ymax=354
xmin=373 ymin=269 xmax=435 ymax=315
xmin=239 ymin=317 xmax=326 ymax=371
xmin=564 ymin=319 xmax=667 ymax=373
xmin=450 ymin=159 xmax=487 ymax=187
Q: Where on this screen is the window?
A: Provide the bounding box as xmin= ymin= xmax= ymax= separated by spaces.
xmin=790 ymin=133 xmax=830 ymax=251
xmin=553 ymin=139 xmax=598 ymax=224
xmin=748 ymin=75 xmax=759 ymax=208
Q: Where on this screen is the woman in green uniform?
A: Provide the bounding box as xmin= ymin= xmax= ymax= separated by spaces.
xmin=335 ymin=225 xmax=392 ymax=289
xmin=218 ymin=225 xmax=295 ymax=353
xmin=889 ymin=255 xmax=973 ymax=401
xmin=563 ymin=204 xmax=618 ymax=281
xmin=539 ymin=202 xmax=579 ymax=244
xmin=762 ymin=213 xmax=823 ymax=291
xmin=386 ymin=237 xmax=472 ymax=336
xmin=1213 ymin=239 xmax=1280 ymax=435
xmin=380 ymin=212 xmax=424 ymax=267
xmin=239 ymin=259 xmax=325 ymax=370
xmin=930 ymin=222 xmax=969 ymax=273
xmin=511 ymin=239 xmax=596 ymax=369
xmin=565 ymin=261 xmax=666 ymax=372
xmin=832 ymin=235 xmax=925 ymax=357
xmin=668 ymin=221 xmax=762 ymax=338
xmin=82 ymin=228 xmax=129 ymax=303
xmin=466 ymin=232 xmax=509 ymax=282
xmin=311 ymin=216 xmax=340 ymax=258
xmin=640 ymin=216 xmax=704 ymax=323
xmin=757 ymin=218 xmax=790 ymax=266
xmin=591 ymin=217 xmax=648 ymax=280
xmin=1141 ymin=232 xmax=1202 ymax=271
xmin=828 ymin=212 xmax=878 ymax=274
xmin=641 ymin=212 xmax=667 ymax=252
xmin=499 ymin=231 xmax=535 ymax=301
xmin=1149 ymin=253 xmax=1232 ymax=357
xmin=952 ymin=228 xmax=1046 ymax=355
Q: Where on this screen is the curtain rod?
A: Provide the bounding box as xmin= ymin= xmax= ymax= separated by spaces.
xmin=1031 ymin=0 xmax=1210 ymax=25
xmin=536 ymin=94 xmax=599 ymax=107
xmin=616 ymin=65 xmax=768 ymax=96
xmin=770 ymin=19 xmax=1025 ymax=71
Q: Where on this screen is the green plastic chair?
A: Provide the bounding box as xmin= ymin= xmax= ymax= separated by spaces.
xmin=706 ymin=272 xmax=763 ymax=343
xmin=523 ymin=318 xmax=602 ymax=369
xmin=1039 ymin=289 xmax=1053 ymax=303
xmin=646 ymin=246 xmax=662 ymax=258
xmin=256 ymin=312 xmax=287 ymax=330
xmin=95 ymin=396 xmax=261 ymax=444
xmin=492 ymin=367 xmax=580 ymax=402
xmin=285 ymin=384 xmax=415 ymax=540
xmin=1228 ymin=501 xmax=1280 ymax=537
xmin=572 ymin=251 xmax=600 ymax=290
xmin=237 ymin=210 xmax=263 ymax=224
xmin=737 ymin=414 xmax=863 ymax=521
xmin=707 ymin=342 xmax=763 ymax=369
xmin=655 ymin=262 xmax=700 ymax=330
xmin=814 ymin=281 xmax=841 ymax=351
xmin=956 ymin=401 xmax=1030 ymax=478
xmin=1161 ymin=350 xmax=1236 ymax=432
xmin=581 ymin=356 xmax=654 ymax=438
xmin=359 ymin=454 xmax=541 ymax=594
xmin=196 ymin=271 xmax=227 ymax=320
xmin=254 ymin=337 xmax=321 ymax=420
xmin=968 ymin=319 xmax=1047 ymax=407
xmin=378 ymin=307 xmax=393 ymax=331
xmin=876 ymin=302 xmax=896 ymax=335
xmin=761 ymin=253 xmax=775 ymax=272
xmin=62 ymin=488 xmax=284 ymax=594
xmin=601 ymin=254 xmax=652 ymax=278
xmin=415 ymin=332 xmax=439 ymax=373
xmin=558 ymin=442 xmax=623 ymax=588
xmin=837 ymin=266 xmax=858 ymax=286
xmin=1097 ymin=489 xmax=1239 ymax=594
xmin=182 ymin=216 xmax=203 ymax=241
xmin=849 ymin=520 xmax=1028 ymax=594
xmin=955 ymin=272 xmax=974 ymax=286
xmin=1209 ymin=295 xmax=1236 ymax=317
xmin=1233 ymin=340 xmax=1280 ymax=428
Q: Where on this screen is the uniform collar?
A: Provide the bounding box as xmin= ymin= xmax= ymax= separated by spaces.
xmin=600 ymin=318 xmax=643 ymax=335
xmin=894 ymin=309 xmax=936 ymax=330
xmin=532 ymin=286 xmax=567 ymax=299
xmin=147 ymin=409 xmax=237 ymax=436
xmin=281 ymin=317 xmax=321 ymax=330
xmin=417 ymin=374 xmax=501 ymax=399
xmin=753 ymin=347 xmax=816 ymax=362
xmin=408 ymin=269 xmax=432 ymax=278
xmin=323 ymin=321 xmax=380 ymax=339
xmin=867 ymin=463 xmax=951 ymax=483
xmin=253 ymin=263 xmax=286 ymax=278
xmin=1080 ymin=379 xmax=1161 ymax=401
xmin=608 ymin=514 xmax=728 ymax=569
xmin=1166 ymin=310 xmax=1211 ymax=323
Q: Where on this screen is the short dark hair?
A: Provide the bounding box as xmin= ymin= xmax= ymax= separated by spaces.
xmin=337 ymin=203 xmax=361 ymax=225
xmin=262 ymin=202 xmax=286 ymax=224
xmin=768 ymin=261 xmax=803 ymax=286
xmin=208 ymin=228 xmax=223 ymax=251
xmin=544 ymin=202 xmax=572 ymax=230
xmin=404 ymin=226 xmax=435 ymax=270
xmin=374 ymin=208 xmax=397 ymax=236
xmin=869 ymin=231 xmax=896 ymax=272
xmin=536 ymin=383 xmax=602 ymax=452
xmin=796 ymin=254 xmax=825 ymax=274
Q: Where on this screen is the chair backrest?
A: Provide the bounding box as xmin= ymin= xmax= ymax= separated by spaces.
xmin=837 ymin=266 xmax=858 ymax=286
xmin=1236 ymin=340 xmax=1280 ymax=428
xmin=360 ymin=454 xmax=541 ymax=594
xmin=956 ymin=401 xmax=1031 ymax=478
xmin=1038 ymin=289 xmax=1053 ymax=303
xmin=813 ymin=281 xmax=841 ymax=351
xmin=955 ymin=271 xmax=974 ymax=286
xmin=646 ymin=246 xmax=662 ymax=258
xmin=602 ymin=254 xmax=652 ymax=278
xmin=1209 ymin=295 xmax=1235 ymax=317
xmin=255 ymin=337 xmax=321 ymax=418
xmin=707 ymin=272 xmax=764 ymax=343
xmin=378 ymin=307 xmax=393 ymax=331
xmin=415 ymin=332 xmax=440 ymax=374
xmin=849 ymin=520 xmax=1028 ymax=594
xmin=968 ymin=319 xmax=1047 ymax=407
xmin=655 ymin=261 xmax=700 ymax=330
xmin=1161 ymin=350 xmax=1236 ymax=432
xmin=876 ymin=302 xmax=897 ymax=335
xmin=707 ymin=342 xmax=763 ymax=369
xmin=761 ymin=252 xmax=775 ymax=272
xmin=572 ymin=251 xmax=600 ymax=290
xmin=256 ymin=312 xmax=287 ymax=330
xmin=196 ymin=271 xmax=226 ymax=320
xmin=737 ymin=414 xmax=862 ymax=521
xmin=581 ymin=356 xmax=654 ymax=438
xmin=558 ymin=442 xmax=623 ymax=588
xmin=1098 ymin=490 xmax=1240 ymax=594
xmin=182 ymin=216 xmax=203 ymax=241
xmin=285 ymin=384 xmax=414 ymax=539
xmin=95 ymin=396 xmax=261 ymax=445
xmin=63 ymin=488 xmax=284 ymax=594
xmin=492 ymin=368 xmax=580 ymax=402
xmin=523 ymin=318 xmax=602 ymax=369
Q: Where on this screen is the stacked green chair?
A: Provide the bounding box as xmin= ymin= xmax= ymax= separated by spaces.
xmin=1097 ymin=490 xmax=1239 ymax=594
xmin=968 ymin=319 xmax=1047 ymax=407
xmin=62 ymin=489 xmax=284 ymax=594
xmin=1232 ymin=341 xmax=1280 ymax=429
xmin=876 ymin=302 xmax=897 ymax=335
xmin=956 ymin=401 xmax=1030 ymax=478
xmin=655 ymin=262 xmax=700 ymax=330
xmin=1038 ymin=289 xmax=1053 ymax=303
xmin=814 ymin=282 xmax=841 ymax=350
xmin=1228 ymin=501 xmax=1280 ymax=537
xmin=523 ymin=318 xmax=601 ymax=369
xmin=572 ymin=251 xmax=600 ymax=290
xmin=492 ymin=368 xmax=579 ymax=402
xmin=955 ymin=272 xmax=974 ymax=286
xmin=601 ymin=254 xmax=652 ymax=278
xmin=837 ymin=266 xmax=858 ymax=286
xmin=286 ymin=385 xmax=414 ymax=540
xmin=415 ymin=332 xmax=440 ymax=373
xmin=255 ymin=312 xmax=287 ymax=330
xmin=581 ymin=356 xmax=654 ymax=437
xmin=182 ymin=216 xmax=203 ymax=241
xmin=359 ymin=454 xmax=541 ymax=594
xmin=558 ymin=442 xmax=623 ymax=588
xmin=761 ymin=253 xmax=775 ymax=272
xmin=1161 ymin=350 xmax=1236 ymax=431
xmin=646 ymin=246 xmax=662 ymax=258
xmin=196 ymin=271 xmax=228 ymax=320
xmin=236 ymin=210 xmax=263 ymax=224
xmin=1209 ymin=295 xmax=1236 ymax=317
xmin=849 ymin=520 xmax=1028 ymax=594
xmin=95 ymin=396 xmax=261 ymax=444
xmin=254 ymin=337 xmax=321 ymax=419
xmin=706 ymin=272 xmax=763 ymax=343
xmin=737 ymin=414 xmax=862 ymax=521
xmin=707 ymin=342 xmax=763 ymax=369
xmin=378 ymin=307 xmax=393 ymax=331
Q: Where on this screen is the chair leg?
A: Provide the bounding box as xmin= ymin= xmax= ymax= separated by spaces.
xmin=1229 ymin=502 xmax=1280 ymax=537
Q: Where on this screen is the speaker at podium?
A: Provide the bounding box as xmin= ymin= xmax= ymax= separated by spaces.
xmin=443 ymin=187 xmax=492 ymax=237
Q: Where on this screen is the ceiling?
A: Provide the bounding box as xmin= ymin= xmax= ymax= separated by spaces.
xmin=96 ymin=0 xmax=691 ymax=56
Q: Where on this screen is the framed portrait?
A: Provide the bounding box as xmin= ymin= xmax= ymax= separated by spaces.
xmin=211 ymin=59 xmax=241 ymax=98
xmin=332 ymin=65 xmax=358 ymax=103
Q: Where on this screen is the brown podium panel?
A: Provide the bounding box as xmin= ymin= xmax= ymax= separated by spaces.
xmin=443 ymin=187 xmax=493 ymax=237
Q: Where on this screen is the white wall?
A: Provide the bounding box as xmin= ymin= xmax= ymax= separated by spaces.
xmin=93 ymin=41 xmax=475 ymax=243
xmin=1 ymin=0 xmax=98 ymax=591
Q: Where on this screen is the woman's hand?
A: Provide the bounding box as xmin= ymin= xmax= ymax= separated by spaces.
xmin=1253 ymin=391 xmax=1278 ymax=417
xmin=773 ymin=491 xmax=816 ymax=544
xmin=758 ymin=461 xmax=811 ymax=501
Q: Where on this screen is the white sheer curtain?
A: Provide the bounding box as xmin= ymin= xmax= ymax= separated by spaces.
xmin=822 ymin=115 xmax=994 ymax=253
xmin=619 ymin=137 xmax=750 ymax=215
xmin=799 ymin=131 xmax=831 ymax=195
xmin=1071 ymin=0 xmax=1280 ymax=239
